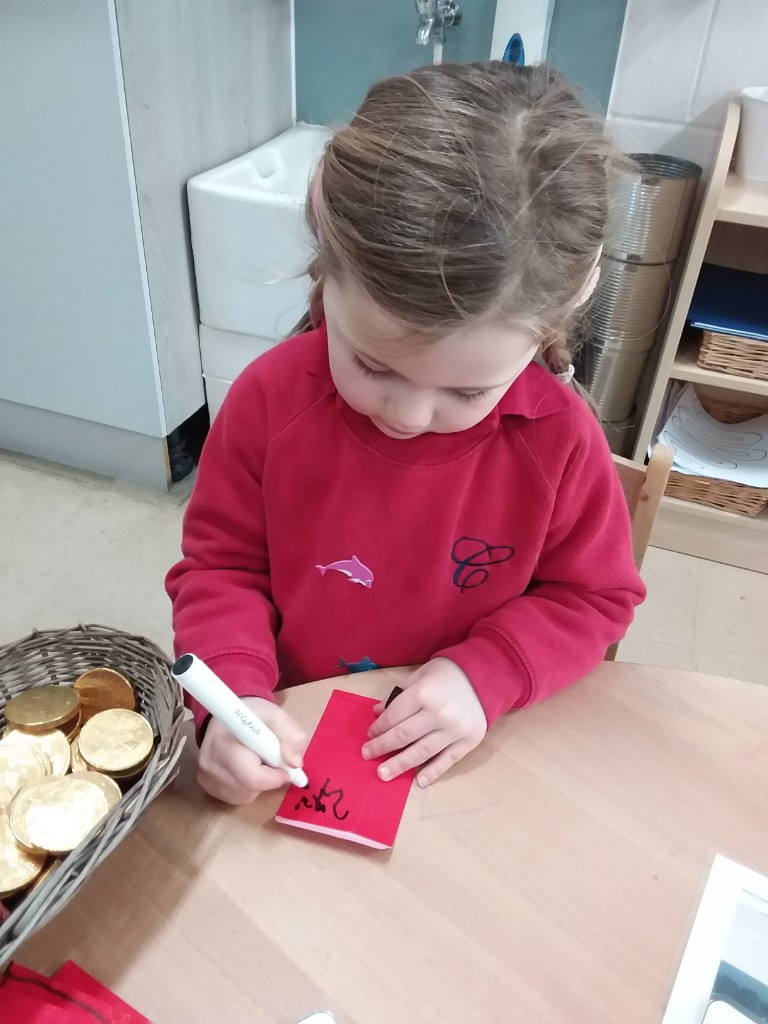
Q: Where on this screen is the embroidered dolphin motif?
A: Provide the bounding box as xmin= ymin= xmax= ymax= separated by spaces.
xmin=315 ymin=555 xmax=374 ymax=588
xmin=338 ymin=656 xmax=380 ymax=673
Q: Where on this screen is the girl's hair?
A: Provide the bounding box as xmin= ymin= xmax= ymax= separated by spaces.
xmin=296 ymin=61 xmax=621 ymax=378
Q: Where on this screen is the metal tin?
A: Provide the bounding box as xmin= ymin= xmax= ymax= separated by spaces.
xmin=588 ymin=257 xmax=673 ymax=343
xmin=579 ymin=339 xmax=655 ymax=422
xmin=601 ymin=406 xmax=638 ymax=458
xmin=606 ymin=154 xmax=701 ymax=264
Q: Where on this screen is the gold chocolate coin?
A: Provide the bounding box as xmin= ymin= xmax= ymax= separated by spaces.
xmin=78 ymin=709 xmax=153 ymax=774
xmin=70 ymin=736 xmax=89 ymax=772
xmin=9 ymin=777 xmax=108 ymax=855
xmin=59 ymin=712 xmax=81 ymax=740
xmin=0 ymin=814 xmax=46 ymax=897
xmin=73 ymin=667 xmax=136 ymax=723
xmin=4 ymin=685 xmax=80 ymax=733
xmin=107 ymin=745 xmax=154 ymax=781
xmin=7 ymin=794 xmax=43 ymax=853
xmin=69 ymin=771 xmax=122 ymax=809
xmin=1 ymin=728 xmax=71 ymax=776
xmin=0 ymin=745 xmax=49 ymax=808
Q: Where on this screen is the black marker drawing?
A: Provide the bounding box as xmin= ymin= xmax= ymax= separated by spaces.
xmin=295 ymin=777 xmax=349 ymax=821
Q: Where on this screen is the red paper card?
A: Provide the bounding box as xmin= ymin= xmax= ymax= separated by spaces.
xmin=275 ymin=690 xmax=414 ymax=849
xmin=0 ymin=962 xmax=151 ymax=1023
xmin=50 ymin=961 xmax=151 ymax=1023
xmin=0 ymin=963 xmax=98 ymax=1023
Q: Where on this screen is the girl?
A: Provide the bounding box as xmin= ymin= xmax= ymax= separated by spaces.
xmin=166 ymin=62 xmax=645 ymax=805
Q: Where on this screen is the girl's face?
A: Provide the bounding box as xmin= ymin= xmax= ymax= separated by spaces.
xmin=324 ymin=277 xmax=538 ymax=439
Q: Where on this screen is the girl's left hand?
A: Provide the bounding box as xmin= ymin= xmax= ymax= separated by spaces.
xmin=362 ymin=658 xmax=487 ymax=788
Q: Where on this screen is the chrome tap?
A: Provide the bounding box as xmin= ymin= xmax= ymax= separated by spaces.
xmin=414 ymin=0 xmax=462 ymax=46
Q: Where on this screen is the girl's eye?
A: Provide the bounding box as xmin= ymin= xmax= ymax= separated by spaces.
xmin=353 ymin=354 xmax=392 ymax=379
xmin=451 ymin=389 xmax=489 ymax=403
xmin=352 ymin=353 xmax=488 ymax=401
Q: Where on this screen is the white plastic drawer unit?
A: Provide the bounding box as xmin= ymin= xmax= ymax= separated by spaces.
xmin=188 ymin=123 xmax=331 ymax=418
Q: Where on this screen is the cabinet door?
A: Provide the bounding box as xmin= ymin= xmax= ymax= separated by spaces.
xmin=0 ymin=0 xmax=164 ymax=436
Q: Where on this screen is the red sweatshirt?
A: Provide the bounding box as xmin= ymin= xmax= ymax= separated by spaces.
xmin=166 ymin=324 xmax=645 ymax=734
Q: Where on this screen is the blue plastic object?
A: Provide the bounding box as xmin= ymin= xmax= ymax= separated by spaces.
xmin=503 ymin=33 xmax=525 ymax=65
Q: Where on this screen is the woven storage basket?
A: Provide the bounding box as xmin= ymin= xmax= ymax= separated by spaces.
xmin=665 ymin=394 xmax=768 ymax=517
xmin=697 ymin=330 xmax=768 ymax=382
xmin=0 ymin=624 xmax=186 ymax=968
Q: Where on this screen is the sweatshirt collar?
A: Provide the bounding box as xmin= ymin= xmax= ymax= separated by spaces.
xmin=311 ymin=322 xmax=570 ymax=461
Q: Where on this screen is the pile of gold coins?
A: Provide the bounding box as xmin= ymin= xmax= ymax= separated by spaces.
xmin=0 ymin=667 xmax=155 ymax=912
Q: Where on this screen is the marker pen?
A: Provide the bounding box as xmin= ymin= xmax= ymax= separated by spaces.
xmin=171 ymin=654 xmax=309 ymax=788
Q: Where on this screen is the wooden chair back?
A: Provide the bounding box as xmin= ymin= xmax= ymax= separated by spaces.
xmin=612 ymin=444 xmax=675 ymax=571
xmin=606 ymin=443 xmax=675 ymax=661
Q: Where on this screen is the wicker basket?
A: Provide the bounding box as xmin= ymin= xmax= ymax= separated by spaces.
xmin=666 ymin=473 xmax=768 ymax=516
xmin=665 ymin=393 xmax=768 ymax=517
xmin=697 ymin=330 xmax=768 ymax=382
xmin=0 ymin=624 xmax=186 ymax=968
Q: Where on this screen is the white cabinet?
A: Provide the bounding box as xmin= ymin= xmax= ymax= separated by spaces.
xmin=0 ymin=0 xmax=292 ymax=488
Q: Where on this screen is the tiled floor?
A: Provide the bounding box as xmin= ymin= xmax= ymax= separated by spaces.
xmin=1 ymin=450 xmax=767 ymax=685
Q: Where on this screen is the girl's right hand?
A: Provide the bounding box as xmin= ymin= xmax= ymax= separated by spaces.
xmin=197 ymin=696 xmax=307 ymax=804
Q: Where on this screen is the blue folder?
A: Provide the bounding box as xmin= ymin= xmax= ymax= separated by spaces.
xmin=688 ymin=263 xmax=768 ymax=342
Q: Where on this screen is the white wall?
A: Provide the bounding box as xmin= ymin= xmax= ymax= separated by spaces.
xmin=491 ymin=0 xmax=555 ymax=62
xmin=607 ymin=0 xmax=768 ymax=175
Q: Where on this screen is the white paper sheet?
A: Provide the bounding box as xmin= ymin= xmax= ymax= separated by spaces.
xmin=658 ymin=384 xmax=768 ymax=487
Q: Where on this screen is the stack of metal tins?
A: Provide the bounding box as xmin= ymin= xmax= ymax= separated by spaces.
xmin=580 ymin=154 xmax=701 ymax=447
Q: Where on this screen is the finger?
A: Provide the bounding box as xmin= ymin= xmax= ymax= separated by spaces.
xmin=265 ymin=705 xmax=308 ymax=768
xmin=362 ymin=710 xmax=434 ymax=760
xmin=200 ymin=736 xmax=290 ymax=799
xmin=376 ymin=730 xmax=445 ymax=781
xmin=373 ymin=685 xmax=403 ymax=715
xmin=198 ymin=760 xmax=290 ymax=804
xmin=368 ymin=687 xmax=423 ymax=739
xmin=372 ymin=668 xmax=425 ymax=714
xmin=415 ymin=739 xmax=471 ymax=788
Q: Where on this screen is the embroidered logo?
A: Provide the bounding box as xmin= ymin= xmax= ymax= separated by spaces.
xmin=316 ymin=555 xmax=374 ymax=588
xmin=338 ymin=656 xmax=380 ymax=673
xmin=451 ymin=536 xmax=514 ymax=592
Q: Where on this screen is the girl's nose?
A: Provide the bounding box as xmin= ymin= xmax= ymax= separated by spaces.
xmin=384 ymin=388 xmax=434 ymax=432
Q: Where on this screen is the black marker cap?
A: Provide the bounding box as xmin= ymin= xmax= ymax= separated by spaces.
xmin=172 ymin=654 xmax=194 ymax=676
xmin=385 ymin=686 xmax=403 ymax=709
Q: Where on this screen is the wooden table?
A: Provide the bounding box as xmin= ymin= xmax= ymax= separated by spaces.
xmin=17 ymin=663 xmax=768 ymax=1024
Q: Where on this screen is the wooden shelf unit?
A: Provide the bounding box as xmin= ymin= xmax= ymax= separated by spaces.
xmin=671 ymin=334 xmax=768 ymax=398
xmin=717 ymin=172 xmax=768 ymax=227
xmin=634 ymin=95 xmax=768 ymax=573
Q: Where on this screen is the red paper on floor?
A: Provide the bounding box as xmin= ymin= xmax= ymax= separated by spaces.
xmin=275 ymin=689 xmax=415 ymax=849
xmin=0 ymin=961 xmax=151 ymax=1023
